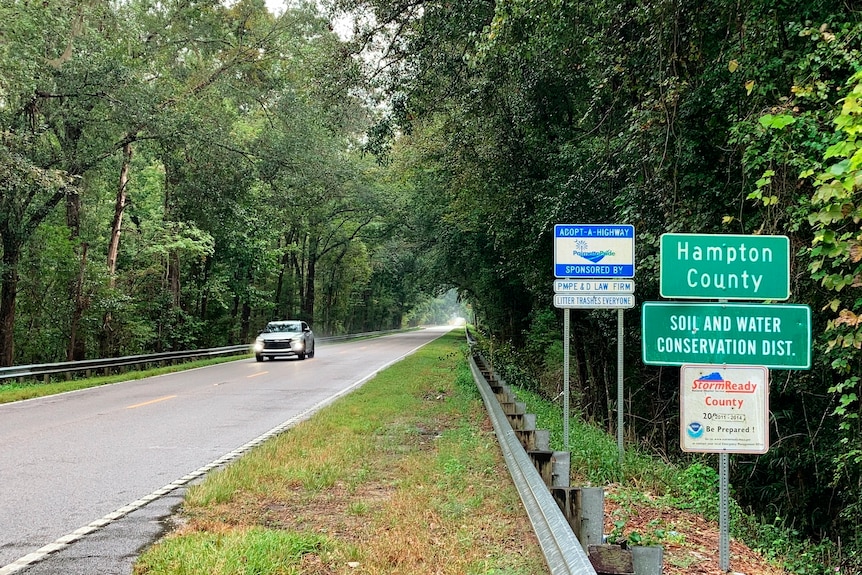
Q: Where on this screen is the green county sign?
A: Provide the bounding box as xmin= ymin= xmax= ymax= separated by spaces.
xmin=660 ymin=233 xmax=790 ymax=300
xmin=642 ymin=302 xmax=811 ymax=369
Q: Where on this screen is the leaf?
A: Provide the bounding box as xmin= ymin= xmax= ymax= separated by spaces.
xmin=728 ymin=59 xmax=739 ymax=73
xmin=759 ymin=114 xmax=796 ymax=129
xmin=829 ymin=159 xmax=851 ymax=177
xmin=745 ymin=80 xmax=755 ymax=95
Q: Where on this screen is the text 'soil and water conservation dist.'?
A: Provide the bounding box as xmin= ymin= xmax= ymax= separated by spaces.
xmin=554 ymin=226 xmax=812 ymax=571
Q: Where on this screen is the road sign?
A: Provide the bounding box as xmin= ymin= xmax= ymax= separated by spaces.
xmin=641 ymin=301 xmax=811 ymax=369
xmin=554 ymin=224 xmax=635 ymax=278
xmin=553 ymin=280 xmax=635 ymax=294
xmin=554 ymin=294 xmax=635 ymax=309
xmin=680 ymin=365 xmax=769 ymax=454
xmin=660 ymin=233 xmax=790 ymax=300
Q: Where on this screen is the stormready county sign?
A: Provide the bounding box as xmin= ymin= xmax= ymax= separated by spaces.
xmin=680 ymin=365 xmax=769 ymax=454
xmin=554 ymin=224 xmax=635 ymax=279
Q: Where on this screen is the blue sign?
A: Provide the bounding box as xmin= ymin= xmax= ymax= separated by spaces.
xmin=554 ymin=224 xmax=635 ymax=278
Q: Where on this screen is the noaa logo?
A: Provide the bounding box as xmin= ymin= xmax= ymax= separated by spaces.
xmin=687 ymin=422 xmax=705 ymax=439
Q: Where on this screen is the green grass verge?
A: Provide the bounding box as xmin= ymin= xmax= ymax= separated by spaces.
xmin=133 ymin=333 xmax=548 ymax=575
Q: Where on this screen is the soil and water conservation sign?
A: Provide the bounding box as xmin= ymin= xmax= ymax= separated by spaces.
xmin=680 ymin=365 xmax=769 ymax=454
xmin=641 ymin=302 xmax=811 ymax=369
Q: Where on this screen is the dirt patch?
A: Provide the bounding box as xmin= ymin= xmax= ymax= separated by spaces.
xmin=603 ymin=490 xmax=789 ymax=574
xmin=255 ymin=481 xmax=397 ymax=540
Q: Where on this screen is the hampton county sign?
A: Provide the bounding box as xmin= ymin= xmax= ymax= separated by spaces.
xmin=660 ymin=233 xmax=790 ymax=300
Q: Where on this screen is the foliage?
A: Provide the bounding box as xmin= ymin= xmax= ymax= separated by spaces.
xmin=331 ymin=0 xmax=862 ymax=567
xmin=4 ymin=0 xmax=862 ymax=567
xmin=803 ymin=70 xmax=862 ymax=563
xmin=0 ymin=0 xmax=427 ymax=366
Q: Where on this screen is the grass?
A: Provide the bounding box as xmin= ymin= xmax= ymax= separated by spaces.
xmin=133 ymin=333 xmax=549 ymax=575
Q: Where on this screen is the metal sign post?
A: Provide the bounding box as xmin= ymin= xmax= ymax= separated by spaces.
xmin=563 ymin=309 xmax=570 ymax=451
xmin=719 ymin=453 xmax=730 ymax=570
xmin=617 ymin=308 xmax=624 ymax=463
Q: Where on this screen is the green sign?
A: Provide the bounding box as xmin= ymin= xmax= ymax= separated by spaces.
xmin=660 ymin=233 xmax=790 ymax=300
xmin=642 ymin=302 xmax=811 ymax=369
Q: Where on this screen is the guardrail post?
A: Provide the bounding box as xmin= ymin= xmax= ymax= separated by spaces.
xmin=551 ymin=487 xmax=603 ymax=552
xmin=577 ymin=487 xmax=604 ymax=552
xmin=630 ymin=546 xmax=663 ymax=575
xmin=551 ymin=451 xmax=570 ymax=488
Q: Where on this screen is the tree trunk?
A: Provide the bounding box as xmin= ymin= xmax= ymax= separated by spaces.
xmin=240 ymin=267 xmax=253 ymax=343
xmin=66 ymin=184 xmax=86 ymax=361
xmin=302 ymin=253 xmax=316 ymax=322
xmin=169 ymin=251 xmax=181 ymax=307
xmin=275 ymin=247 xmax=286 ymax=317
xmin=107 ymin=142 xmax=132 ymax=280
xmin=199 ymin=256 xmax=211 ymax=320
xmin=68 ymin=242 xmax=89 ymax=361
xmin=101 ymin=141 xmax=133 ymax=357
xmin=0 ymin=243 xmax=20 ymax=366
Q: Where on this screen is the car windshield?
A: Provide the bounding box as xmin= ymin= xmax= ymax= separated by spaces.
xmin=266 ymin=322 xmax=301 ymax=333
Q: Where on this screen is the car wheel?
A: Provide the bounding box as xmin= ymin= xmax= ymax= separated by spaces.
xmin=298 ymin=351 xmax=307 ymax=360
xmin=255 ymin=353 xmax=263 ymax=362
xmin=308 ymin=345 xmax=315 ymax=358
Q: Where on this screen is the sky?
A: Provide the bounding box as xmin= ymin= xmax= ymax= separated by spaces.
xmin=262 ymin=0 xmax=353 ymax=39
xmin=264 ymin=0 xmax=284 ymax=15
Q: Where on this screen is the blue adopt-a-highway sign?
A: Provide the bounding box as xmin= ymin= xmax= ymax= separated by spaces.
xmin=554 ymin=224 xmax=635 ymax=278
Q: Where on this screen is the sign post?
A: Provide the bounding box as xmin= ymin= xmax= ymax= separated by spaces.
xmin=554 ymin=224 xmax=635 ymax=461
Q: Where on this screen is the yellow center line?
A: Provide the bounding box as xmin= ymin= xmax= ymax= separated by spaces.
xmin=247 ymin=372 xmax=268 ymax=378
xmin=126 ymin=395 xmax=177 ymax=409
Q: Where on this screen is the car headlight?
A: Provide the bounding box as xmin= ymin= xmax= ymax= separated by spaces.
xmin=253 ymin=339 xmax=263 ymax=352
xmin=291 ymin=340 xmax=304 ymax=351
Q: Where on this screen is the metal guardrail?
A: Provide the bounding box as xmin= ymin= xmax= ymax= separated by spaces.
xmin=0 ymin=328 xmax=406 ymax=384
xmin=468 ymin=351 xmax=597 ymax=575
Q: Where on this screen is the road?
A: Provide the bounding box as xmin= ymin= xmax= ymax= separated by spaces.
xmin=0 ymin=328 xmax=449 ymax=574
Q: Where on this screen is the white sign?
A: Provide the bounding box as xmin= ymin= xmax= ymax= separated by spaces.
xmin=680 ymin=364 xmax=769 ymax=454
xmin=554 ymin=280 xmax=635 ymax=294
xmin=554 ymin=224 xmax=635 ymax=278
xmin=554 ymin=294 xmax=635 ymax=309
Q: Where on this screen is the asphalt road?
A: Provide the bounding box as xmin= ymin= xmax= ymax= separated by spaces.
xmin=0 ymin=327 xmax=449 ymax=574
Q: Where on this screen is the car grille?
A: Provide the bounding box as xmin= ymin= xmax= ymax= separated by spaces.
xmin=264 ymin=340 xmax=293 ymax=350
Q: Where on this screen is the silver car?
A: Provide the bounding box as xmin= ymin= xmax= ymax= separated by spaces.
xmin=253 ymin=320 xmax=315 ymax=361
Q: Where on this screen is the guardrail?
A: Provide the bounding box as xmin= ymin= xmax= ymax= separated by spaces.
xmin=468 ymin=350 xmax=598 ymax=575
xmin=0 ymin=328 xmax=406 ymax=384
